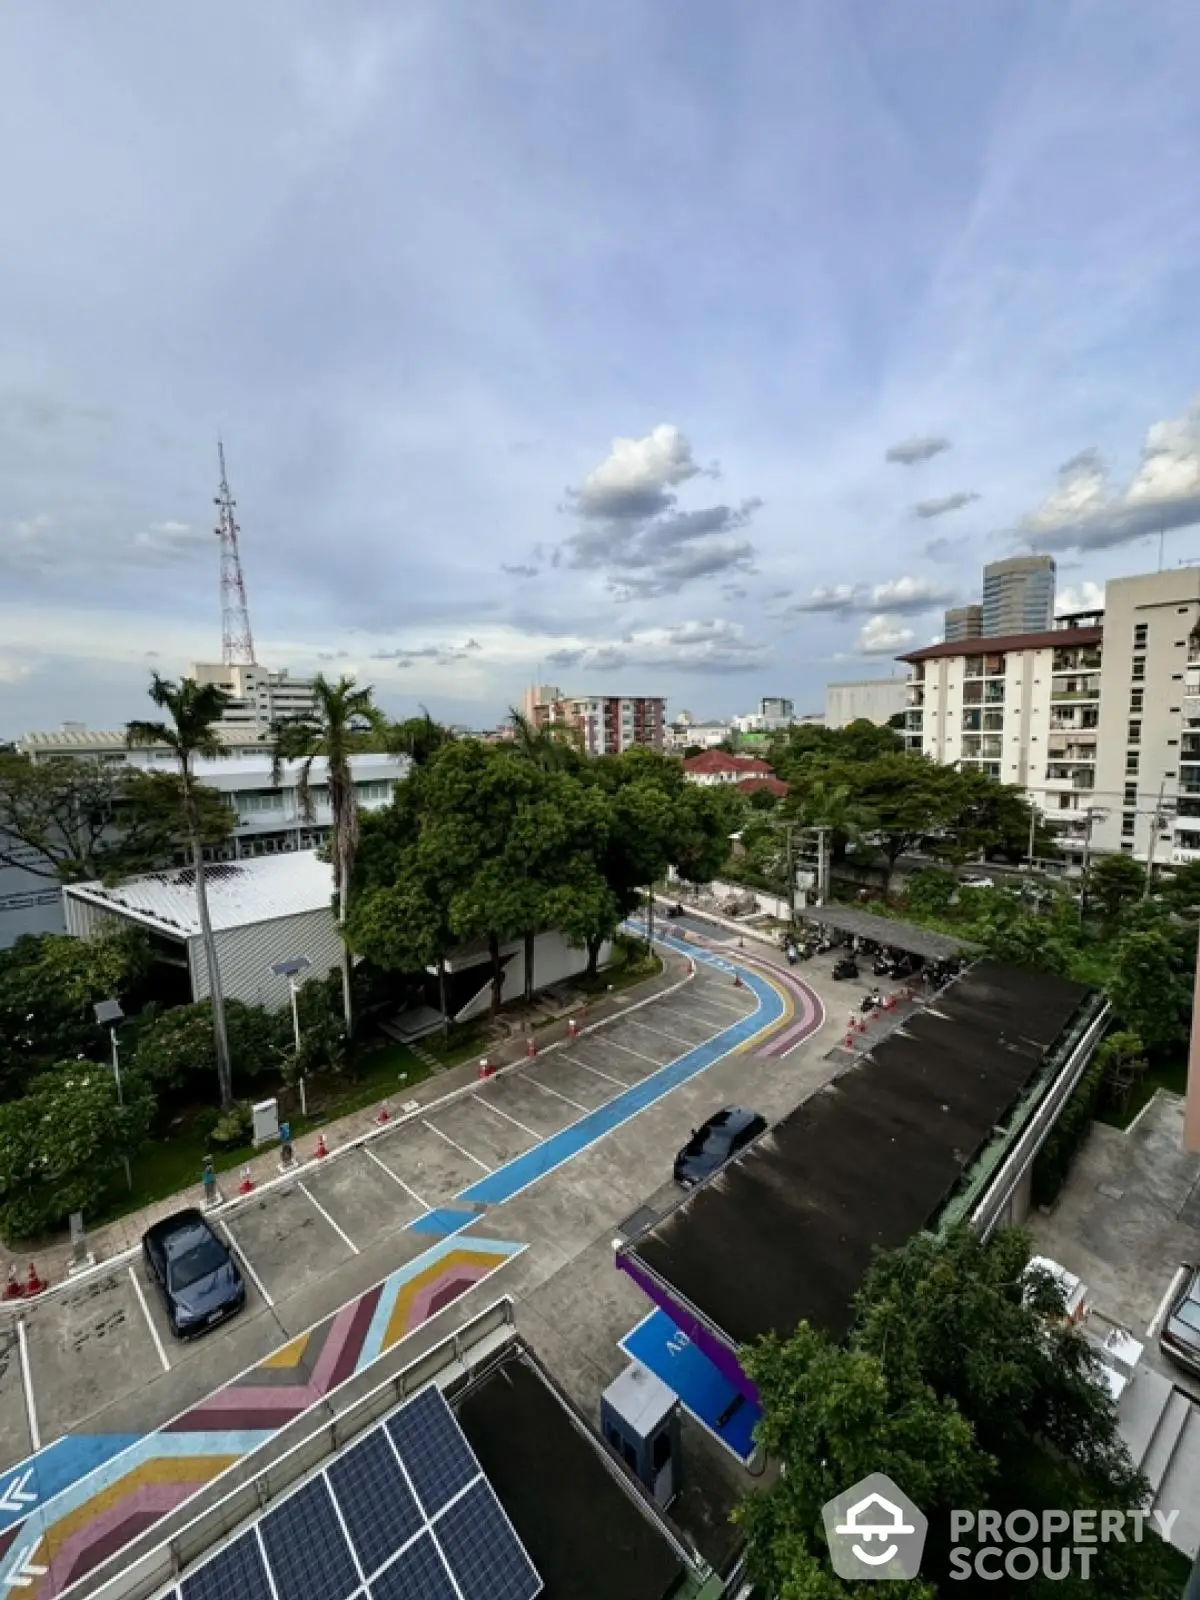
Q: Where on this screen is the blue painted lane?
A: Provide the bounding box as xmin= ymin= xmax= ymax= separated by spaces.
xmin=0 ymin=1435 xmax=140 ymax=1535
xmin=458 ymin=952 xmax=781 ymax=1209
xmin=620 ymin=1309 xmax=762 ymax=1464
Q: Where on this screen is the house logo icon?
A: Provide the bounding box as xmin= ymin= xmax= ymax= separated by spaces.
xmin=822 ymin=1473 xmax=927 ymax=1581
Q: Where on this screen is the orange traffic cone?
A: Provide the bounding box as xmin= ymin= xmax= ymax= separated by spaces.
xmin=238 ymin=1167 xmax=254 ymax=1195
xmin=376 ymin=1101 xmax=391 ymax=1125
xmin=314 ymin=1132 xmax=329 ymax=1160
xmin=25 ymin=1262 xmax=46 ymax=1297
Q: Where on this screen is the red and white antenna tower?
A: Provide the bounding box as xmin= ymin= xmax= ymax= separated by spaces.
xmin=214 ymin=440 xmax=257 ymax=665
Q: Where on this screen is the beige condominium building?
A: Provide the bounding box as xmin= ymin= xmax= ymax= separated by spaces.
xmin=900 ymin=566 xmax=1200 ymax=867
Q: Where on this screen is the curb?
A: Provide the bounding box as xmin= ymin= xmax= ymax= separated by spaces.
xmin=0 ymin=950 xmax=697 ymax=1312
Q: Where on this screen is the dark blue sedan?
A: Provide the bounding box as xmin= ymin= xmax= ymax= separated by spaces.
xmin=674 ymin=1107 xmax=767 ymax=1188
xmin=142 ymin=1208 xmax=245 ymax=1338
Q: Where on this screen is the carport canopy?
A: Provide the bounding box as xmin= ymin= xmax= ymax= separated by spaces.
xmin=798 ymin=903 xmax=975 ymax=961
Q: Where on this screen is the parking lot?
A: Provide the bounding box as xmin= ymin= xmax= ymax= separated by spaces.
xmin=0 ymin=957 xmax=790 ymax=1470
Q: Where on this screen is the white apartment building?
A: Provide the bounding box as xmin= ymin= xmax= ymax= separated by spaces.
xmin=900 ymin=567 xmax=1200 ymax=867
xmin=190 ymin=662 xmax=318 ymax=733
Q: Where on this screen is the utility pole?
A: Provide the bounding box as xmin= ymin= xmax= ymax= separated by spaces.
xmin=784 ymin=824 xmax=795 ymax=924
xmin=1142 ymin=778 xmax=1170 ymax=897
xmin=1077 ymin=806 xmax=1107 ymax=923
xmin=814 ymin=826 xmax=830 ymax=905
xmin=1027 ymin=805 xmax=1037 ymax=869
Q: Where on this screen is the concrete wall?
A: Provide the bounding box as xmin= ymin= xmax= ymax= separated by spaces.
xmin=453 ymin=928 xmax=612 ymax=1023
xmin=824 ymin=678 xmax=907 ymax=729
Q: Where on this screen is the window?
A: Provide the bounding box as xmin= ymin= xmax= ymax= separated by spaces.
xmin=1132 ymin=657 xmax=1146 ymax=680
xmin=1124 ymin=783 xmax=1137 ymax=806
xmin=1120 ymin=842 xmax=1134 ymax=854
xmin=1126 ymin=752 xmax=1140 ymax=774
xmin=1128 ymin=721 xmax=1141 ymax=743
xmin=1122 ymin=814 xmax=1136 ymax=836
xmin=1130 ymin=688 xmax=1144 ymax=713
xmin=1059 ymin=795 xmax=1072 ymax=810
xmin=1178 ymin=640 xmax=1188 ymax=648
xmin=1134 ymin=623 xmax=1148 ymax=647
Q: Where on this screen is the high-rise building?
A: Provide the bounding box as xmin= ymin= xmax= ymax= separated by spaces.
xmin=898 ymin=565 xmax=1200 ymax=869
xmin=944 ymin=604 xmax=983 ymax=642
xmin=526 ymin=687 xmax=666 ymax=754
xmin=982 ymin=555 xmax=1055 ymax=636
xmin=189 ymin=663 xmax=318 ymax=734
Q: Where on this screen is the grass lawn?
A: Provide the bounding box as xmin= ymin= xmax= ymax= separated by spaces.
xmin=1096 ymin=1059 xmax=1187 ymax=1130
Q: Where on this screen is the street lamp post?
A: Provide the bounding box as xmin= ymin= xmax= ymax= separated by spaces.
xmin=93 ymin=998 xmax=132 ymax=1191
xmin=271 ymin=956 xmax=312 ymax=1117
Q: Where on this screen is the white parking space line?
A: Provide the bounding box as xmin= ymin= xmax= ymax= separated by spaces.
xmin=299 ymin=1182 xmax=361 ymax=1255
xmin=517 ymin=1073 xmax=590 ymax=1115
xmin=471 ymin=1094 xmax=540 ymax=1141
xmin=220 ymin=1218 xmax=275 ymax=1308
xmin=600 ymin=1035 xmax=667 ymax=1069
xmin=128 ymin=1264 xmax=170 ymax=1373
xmin=564 ymin=1055 xmax=628 ymax=1089
xmin=685 ymin=992 xmax=751 ymax=1019
xmin=1146 ymin=1265 xmax=1188 ymax=1340
xmin=365 ymin=1146 xmax=429 ymax=1211
xmin=622 ymin=1016 xmax=710 ymax=1050
xmin=16 ymin=1317 xmax=39 ymax=1451
xmin=422 ymin=1118 xmax=492 ymax=1173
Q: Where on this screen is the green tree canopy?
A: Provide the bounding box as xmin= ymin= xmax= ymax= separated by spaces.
xmin=130 ymin=999 xmax=281 ymax=1094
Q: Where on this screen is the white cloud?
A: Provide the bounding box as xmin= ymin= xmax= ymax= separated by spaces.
xmin=885 ymin=435 xmax=950 ymax=466
xmin=858 ymin=614 xmax=915 ymax=654
xmin=547 ymin=617 xmax=767 ymax=674
xmin=1022 ymin=403 xmax=1200 ymax=552
xmin=1055 ymin=579 xmax=1105 ymax=615
xmin=791 ymin=575 xmax=955 ymax=616
xmin=570 ymin=424 xmax=704 ymax=521
xmin=131 ymin=520 xmax=207 ymax=559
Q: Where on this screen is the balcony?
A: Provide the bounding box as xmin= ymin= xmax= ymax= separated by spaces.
xmin=1045 ymin=766 xmax=1095 ymax=788
xmin=1047 ymin=743 xmax=1097 ymax=764
xmin=1048 ymin=718 xmax=1098 ymax=735
xmin=1052 ymin=649 xmax=1102 ymax=672
xmin=906 ymin=711 xmax=924 ymax=732
xmin=907 ymin=685 xmax=925 ymax=708
xmin=984 ymin=684 xmax=1005 ymax=704
xmin=1050 ymin=677 xmax=1101 ymax=702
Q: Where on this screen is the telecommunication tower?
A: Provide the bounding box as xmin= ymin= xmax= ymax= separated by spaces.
xmin=214 ymin=440 xmax=257 ymax=665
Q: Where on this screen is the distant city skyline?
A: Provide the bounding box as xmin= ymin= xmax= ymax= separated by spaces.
xmin=4 ymin=3 xmax=1200 ymax=734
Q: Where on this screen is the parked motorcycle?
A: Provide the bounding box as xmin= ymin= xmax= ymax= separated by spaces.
xmin=832 ymin=956 xmax=859 ymax=981
xmin=860 ymin=988 xmax=883 ymax=1014
xmin=665 ymin=902 xmax=685 ymax=919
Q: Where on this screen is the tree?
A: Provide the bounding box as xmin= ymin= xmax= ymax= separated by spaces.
xmin=1106 ymin=926 xmax=1193 ymax=1051
xmin=0 ymin=928 xmax=154 ymax=1098
xmin=131 ymin=999 xmax=281 ymax=1094
xmin=505 ymin=707 xmax=582 ymax=772
xmin=0 ymin=756 xmax=233 ymax=883
xmin=271 ymin=675 xmax=388 ymax=1035
xmin=387 ymin=708 xmax=452 ymax=768
xmin=739 ymin=1227 xmax=1181 ymax=1599
xmin=783 ymin=773 xmax=876 ymax=866
xmin=127 ymin=673 xmax=237 ymax=1109
xmin=1085 ymin=854 xmax=1147 ymax=924
xmin=347 ymin=872 xmax=456 ymax=1034
xmin=855 ymin=755 xmax=962 ymax=892
xmin=0 ymin=1062 xmax=155 ymax=1240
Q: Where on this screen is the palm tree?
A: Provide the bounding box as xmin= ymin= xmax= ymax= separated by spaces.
xmin=127 ymin=674 xmax=236 ymax=1109
xmin=388 ymin=706 xmax=451 ymax=767
xmin=506 ymin=707 xmax=581 ymax=771
xmin=271 ymin=676 xmax=386 ymax=1033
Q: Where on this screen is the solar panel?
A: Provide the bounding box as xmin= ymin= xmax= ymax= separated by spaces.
xmin=437 ymin=1478 xmax=541 ymax=1600
xmin=369 ymin=1533 xmax=457 ymax=1600
xmin=180 ymin=1533 xmax=273 ymax=1600
xmin=386 ymin=1386 xmax=478 ymax=1515
xmin=260 ymin=1477 xmax=360 ymax=1600
xmin=175 ymin=1383 xmax=541 ymax=1600
xmin=327 ymin=1429 xmax=423 ymax=1573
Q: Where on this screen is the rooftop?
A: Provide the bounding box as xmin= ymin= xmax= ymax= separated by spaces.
xmin=900 ymin=625 xmax=1103 ymax=663
xmin=64 ymin=850 xmax=334 ymax=937
xmin=682 ymin=751 xmax=773 ymax=776
xmin=621 ymin=959 xmax=1092 ymax=1349
xmin=798 ymin=903 xmax=976 ymax=961
xmin=18 ymin=723 xmax=269 ymax=752
xmin=735 ymin=775 xmax=788 ymax=797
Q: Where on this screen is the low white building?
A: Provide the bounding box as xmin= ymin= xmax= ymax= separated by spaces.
xmin=63 ymin=851 xmax=343 ymax=1011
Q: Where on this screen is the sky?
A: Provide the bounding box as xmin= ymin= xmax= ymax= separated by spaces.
xmin=3 ymin=0 xmax=1200 ymax=736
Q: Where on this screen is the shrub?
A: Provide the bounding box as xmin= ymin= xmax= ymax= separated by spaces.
xmin=209 ymin=1102 xmax=253 ymax=1149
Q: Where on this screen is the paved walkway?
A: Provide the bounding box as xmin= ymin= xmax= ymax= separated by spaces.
xmin=2 ymin=951 xmax=695 ymax=1289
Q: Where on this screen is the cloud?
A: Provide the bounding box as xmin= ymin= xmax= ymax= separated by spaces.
xmin=369 ymin=638 xmax=483 ymax=667
xmin=546 ymin=617 xmax=767 ymax=674
xmin=1055 ymin=580 xmax=1105 ymax=615
xmin=559 ymin=425 xmax=759 ymax=597
xmin=790 ymin=575 xmax=955 ymax=616
xmin=501 ymin=563 xmax=539 ymax=578
xmin=1021 ymin=403 xmax=1200 ymax=552
xmin=912 ymin=491 xmax=979 ymax=519
xmin=859 ymin=614 xmax=915 ymax=654
xmin=922 ymin=535 xmax=970 ymax=562
xmin=885 ymin=435 xmax=950 ymax=466
xmin=130 ymin=520 xmax=207 ymax=559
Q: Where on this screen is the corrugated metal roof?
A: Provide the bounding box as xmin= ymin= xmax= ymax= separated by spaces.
xmin=899 ymin=625 xmax=1102 ymax=663
xmin=18 ymin=724 xmax=267 ymax=750
xmin=64 ymin=851 xmax=334 ymax=937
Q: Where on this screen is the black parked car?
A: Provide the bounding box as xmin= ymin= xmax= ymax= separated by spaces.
xmin=142 ymin=1208 xmax=245 ymax=1337
xmin=674 ymin=1107 xmax=767 ymax=1188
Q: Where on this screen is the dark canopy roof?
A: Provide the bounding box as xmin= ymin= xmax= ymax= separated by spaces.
xmin=625 ymin=960 xmax=1090 ymax=1347
xmin=798 ymin=903 xmax=975 ymax=960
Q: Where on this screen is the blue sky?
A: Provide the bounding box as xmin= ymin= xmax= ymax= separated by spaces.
xmin=3 ymin=0 xmax=1200 ymax=733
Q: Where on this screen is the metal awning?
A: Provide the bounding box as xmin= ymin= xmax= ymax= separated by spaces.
xmin=798 ymin=904 xmax=976 ymax=961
